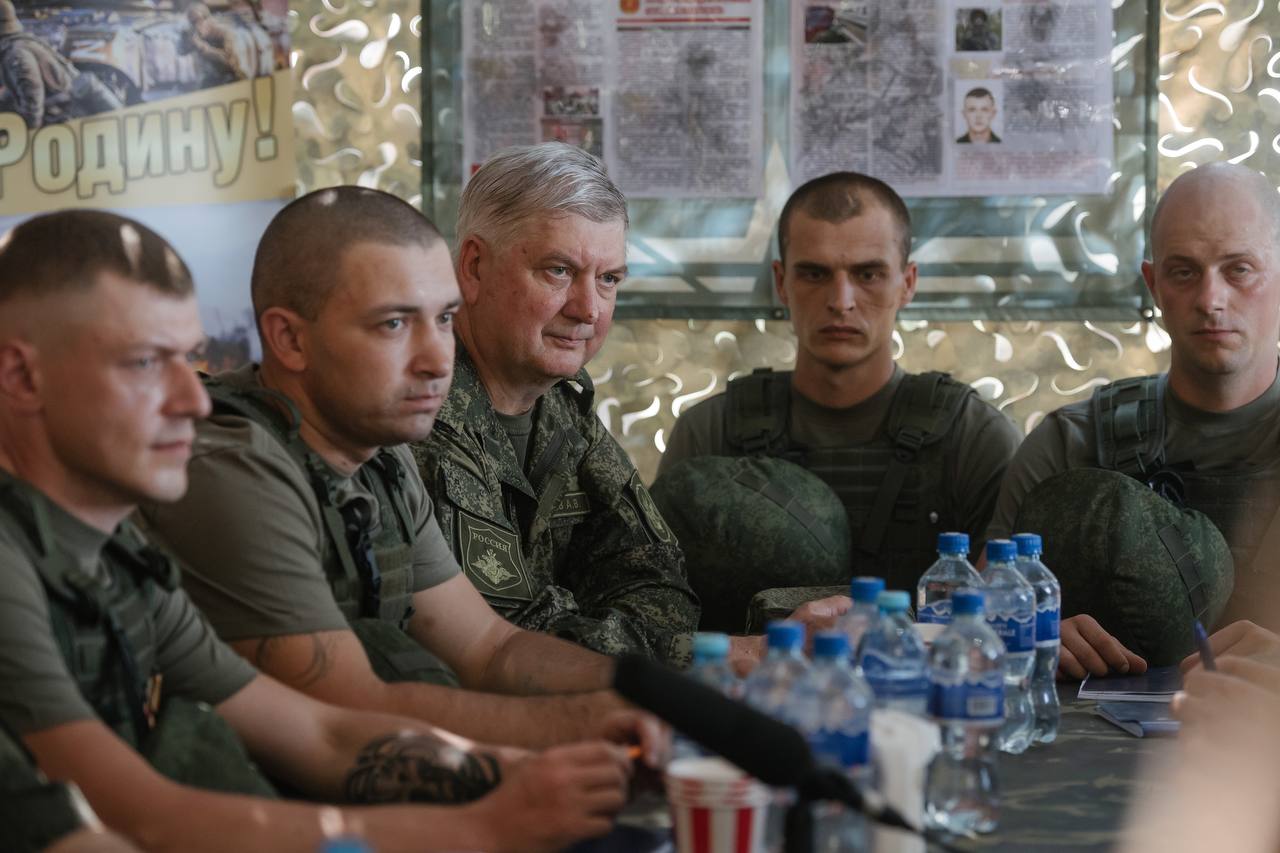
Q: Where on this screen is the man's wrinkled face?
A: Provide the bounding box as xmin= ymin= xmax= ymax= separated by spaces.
xmin=774 ymin=205 xmax=916 ymax=373
xmin=963 ymin=95 xmax=995 ymax=135
xmin=39 ymin=272 xmax=210 ymax=507
xmin=302 ymin=240 xmax=459 ymax=449
xmin=1143 ymin=183 xmax=1280 ymax=385
xmin=467 ymin=214 xmax=626 ymax=392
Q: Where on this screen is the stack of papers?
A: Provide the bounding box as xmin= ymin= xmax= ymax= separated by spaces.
xmin=1079 ymin=666 xmax=1182 ymax=737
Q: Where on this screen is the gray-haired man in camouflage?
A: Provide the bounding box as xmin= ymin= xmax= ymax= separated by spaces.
xmin=410 ymin=143 xmax=721 ymax=668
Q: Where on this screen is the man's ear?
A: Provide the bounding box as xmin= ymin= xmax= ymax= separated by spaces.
xmin=1141 ymin=260 xmax=1160 ymax=311
xmin=0 ymin=339 xmax=43 ymax=414
xmin=772 ymin=259 xmax=790 ymax=308
xmin=899 ymin=260 xmax=919 ymax=309
xmin=455 ymin=236 xmax=489 ymax=307
xmin=257 ymin=307 xmax=310 ymax=373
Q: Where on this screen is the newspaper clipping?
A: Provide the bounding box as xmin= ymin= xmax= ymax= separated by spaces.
xmin=790 ymin=0 xmax=1113 ymax=196
xmin=462 ymin=0 xmax=764 ymax=197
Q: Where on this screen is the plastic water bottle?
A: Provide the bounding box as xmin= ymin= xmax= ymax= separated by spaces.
xmin=742 ymin=622 xmax=811 ymax=850
xmin=982 ymin=539 xmax=1036 ymax=754
xmin=742 ymin=621 xmax=810 ymax=724
xmin=917 ymin=532 xmax=983 ymax=624
xmin=856 ymin=591 xmax=928 ymax=715
xmin=796 ymin=632 xmax=875 ymax=852
xmin=1013 ymin=533 xmax=1061 ymax=744
xmin=924 ymin=588 xmax=1004 ymax=835
xmin=674 ymin=632 xmax=738 ymax=759
xmin=837 ymin=576 xmax=885 ymax=656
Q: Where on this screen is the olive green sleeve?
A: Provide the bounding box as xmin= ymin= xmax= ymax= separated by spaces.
xmin=138 ymin=418 xmax=350 ymax=641
xmin=657 ymin=393 xmax=730 ymax=480
xmin=985 ymin=411 xmax=1079 ymax=540
xmin=947 ymin=395 xmax=1023 ymax=546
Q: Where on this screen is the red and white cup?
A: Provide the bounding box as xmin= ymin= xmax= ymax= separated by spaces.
xmin=665 ymin=757 xmax=771 ymax=853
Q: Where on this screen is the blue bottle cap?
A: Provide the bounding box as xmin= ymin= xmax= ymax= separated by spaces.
xmin=937 ymin=531 xmax=969 ymax=555
xmin=813 ymin=631 xmax=849 ymax=659
xmin=849 ymin=576 xmax=886 ymax=603
xmin=1012 ymin=533 xmax=1043 ymax=557
xmin=320 ymin=841 xmax=373 ymax=853
xmin=692 ymin=632 xmax=730 ymax=660
xmin=986 ymin=539 xmax=1017 ymax=563
xmin=951 ymin=589 xmax=985 ymax=615
xmin=766 ymin=620 xmax=805 ymax=650
xmin=877 ymin=590 xmax=911 ymax=614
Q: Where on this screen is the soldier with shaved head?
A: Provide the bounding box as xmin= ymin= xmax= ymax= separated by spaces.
xmin=988 ymin=163 xmax=1280 ymax=679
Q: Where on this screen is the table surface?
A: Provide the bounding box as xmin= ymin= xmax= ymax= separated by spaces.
xmin=957 ymin=684 xmax=1170 ymax=852
xmin=573 ymin=684 xmax=1171 ymax=853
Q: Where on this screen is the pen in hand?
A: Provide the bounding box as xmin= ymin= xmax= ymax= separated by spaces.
xmin=1193 ymin=620 xmax=1217 ymax=671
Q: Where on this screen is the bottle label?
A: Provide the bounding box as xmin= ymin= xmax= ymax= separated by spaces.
xmin=987 ymin=611 xmax=1035 ymax=654
xmin=917 ymin=600 xmax=952 ymax=625
xmin=928 ymin=669 xmax=1005 ymax=725
xmin=860 ymin=650 xmax=928 ymax=700
xmin=1035 ymin=602 xmax=1060 ymax=645
xmin=809 ymin=728 xmax=870 ymax=769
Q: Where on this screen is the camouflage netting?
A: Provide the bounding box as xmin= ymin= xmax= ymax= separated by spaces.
xmin=651 ymin=456 xmax=851 ymax=633
xmin=1015 ymin=469 xmax=1233 ymax=665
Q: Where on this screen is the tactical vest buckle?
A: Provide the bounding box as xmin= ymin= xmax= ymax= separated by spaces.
xmin=893 ymin=428 xmax=926 ymax=462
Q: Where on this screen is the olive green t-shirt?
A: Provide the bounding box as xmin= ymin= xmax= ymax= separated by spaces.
xmin=0 ymin=487 xmax=255 ymax=735
xmin=495 ymin=408 xmax=536 ymax=473
xmin=138 ymin=365 xmax=460 ymax=642
xmin=986 ymin=369 xmax=1280 ymax=539
xmin=659 ymin=366 xmax=1022 ymax=543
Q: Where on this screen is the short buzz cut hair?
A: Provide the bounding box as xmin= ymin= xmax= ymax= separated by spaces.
xmin=964 ymin=86 xmax=995 ymax=102
xmin=456 ymin=142 xmax=628 ymax=259
xmin=0 ymin=209 xmax=193 ymax=305
xmin=251 ymin=186 xmax=443 ymax=324
xmin=777 ymin=171 xmax=913 ymax=266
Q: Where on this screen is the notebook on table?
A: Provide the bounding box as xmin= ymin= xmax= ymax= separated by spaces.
xmin=1077 ymin=665 xmax=1182 ymax=702
xmin=1095 ymin=701 xmax=1181 ymax=737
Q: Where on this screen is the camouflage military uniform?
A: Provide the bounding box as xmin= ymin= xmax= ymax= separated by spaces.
xmin=411 ymin=346 xmax=699 ymax=666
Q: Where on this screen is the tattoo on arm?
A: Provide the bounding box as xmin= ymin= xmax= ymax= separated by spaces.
xmin=250 ymin=634 xmax=334 ymax=688
xmin=343 ymin=734 xmax=502 ymax=805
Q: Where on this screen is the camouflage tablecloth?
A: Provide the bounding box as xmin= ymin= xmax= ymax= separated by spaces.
xmin=955 ymin=684 xmax=1170 ymax=852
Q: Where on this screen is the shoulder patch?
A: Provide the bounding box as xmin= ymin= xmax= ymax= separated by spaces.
xmin=456 ymin=511 xmax=535 ymax=601
xmin=629 ymin=471 xmax=675 ymax=545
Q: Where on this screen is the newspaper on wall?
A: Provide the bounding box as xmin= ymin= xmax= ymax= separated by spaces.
xmin=790 ymin=0 xmax=1113 ymax=196
xmin=462 ymin=0 xmax=764 ymax=197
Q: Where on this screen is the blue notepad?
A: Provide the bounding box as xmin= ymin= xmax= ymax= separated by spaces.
xmin=1095 ymin=701 xmax=1181 ymax=737
xmin=1077 ymin=665 xmax=1182 ymax=702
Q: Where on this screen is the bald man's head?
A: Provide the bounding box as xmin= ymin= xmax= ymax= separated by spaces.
xmin=1151 ymin=163 xmax=1280 ymax=257
xmin=251 ymin=187 xmax=444 ymax=327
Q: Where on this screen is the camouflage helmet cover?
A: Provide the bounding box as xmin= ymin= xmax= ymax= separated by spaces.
xmin=650 ymin=455 xmax=852 ymax=633
xmin=1013 ymin=468 xmax=1234 ymax=665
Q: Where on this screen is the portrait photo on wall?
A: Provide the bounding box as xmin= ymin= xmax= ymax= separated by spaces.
xmin=955 ymin=81 xmax=1003 ymax=144
xmin=955 ymin=6 xmax=1002 ymax=52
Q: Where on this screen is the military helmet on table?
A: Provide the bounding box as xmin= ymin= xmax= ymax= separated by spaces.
xmin=650 ymin=456 xmax=852 ymax=633
xmin=1013 ymin=468 xmax=1233 ymax=666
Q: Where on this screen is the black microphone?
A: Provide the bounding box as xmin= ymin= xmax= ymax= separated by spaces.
xmin=613 ymin=653 xmax=812 ymax=787
xmin=613 ymin=653 xmax=930 ymax=840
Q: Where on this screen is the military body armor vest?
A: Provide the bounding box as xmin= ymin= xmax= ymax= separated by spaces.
xmin=0 ymin=477 xmax=169 ymax=748
xmin=204 ymin=377 xmax=457 ymax=685
xmin=1092 ymin=375 xmax=1280 ymax=625
xmin=725 ymin=369 xmax=970 ymax=591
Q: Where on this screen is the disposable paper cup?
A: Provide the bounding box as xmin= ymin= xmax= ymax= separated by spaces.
xmin=665 ymin=757 xmax=771 ymax=853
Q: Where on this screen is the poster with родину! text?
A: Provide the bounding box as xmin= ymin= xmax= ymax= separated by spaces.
xmin=0 ymin=0 xmax=296 ymax=366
